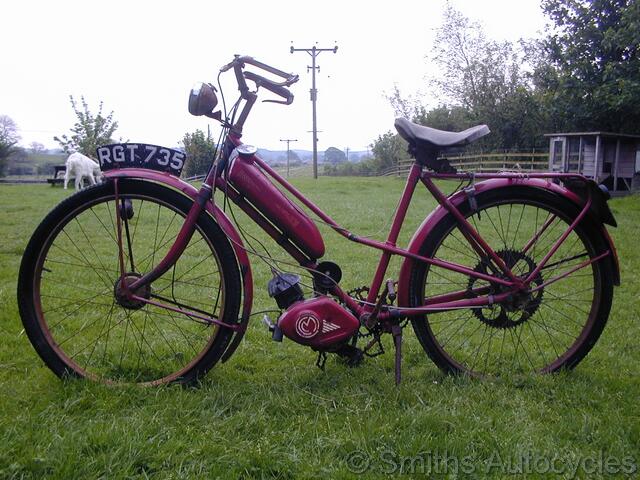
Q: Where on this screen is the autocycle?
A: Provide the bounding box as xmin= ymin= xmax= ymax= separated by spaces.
xmin=18 ymin=55 xmax=620 ymax=386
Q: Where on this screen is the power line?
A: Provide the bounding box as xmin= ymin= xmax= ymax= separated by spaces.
xmin=279 ymin=138 xmax=298 ymax=177
xmin=290 ymin=42 xmax=338 ymax=179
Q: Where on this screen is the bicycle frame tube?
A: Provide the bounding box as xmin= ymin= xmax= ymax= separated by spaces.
xmin=214 ymin=142 xmax=525 ymax=310
xmin=420 ymin=174 xmax=521 ymax=285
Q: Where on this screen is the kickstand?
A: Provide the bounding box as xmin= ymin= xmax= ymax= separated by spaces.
xmin=392 ymin=324 xmax=403 ymax=385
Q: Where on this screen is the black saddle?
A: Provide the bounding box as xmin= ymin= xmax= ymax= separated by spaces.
xmin=394 ymin=118 xmax=490 ymax=172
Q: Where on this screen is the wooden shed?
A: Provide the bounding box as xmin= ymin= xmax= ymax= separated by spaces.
xmin=545 ymin=132 xmax=640 ymax=193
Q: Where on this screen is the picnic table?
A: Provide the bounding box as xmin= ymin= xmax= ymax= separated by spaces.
xmin=46 ymin=165 xmax=66 ymax=186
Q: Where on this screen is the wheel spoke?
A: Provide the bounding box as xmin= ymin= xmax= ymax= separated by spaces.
xmin=25 ymin=183 xmax=237 ymax=385
xmin=410 ymin=195 xmax=603 ymax=377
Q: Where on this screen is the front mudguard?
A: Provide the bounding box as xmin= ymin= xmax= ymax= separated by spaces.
xmin=102 ymin=169 xmax=253 ymax=362
xmin=397 ymin=176 xmax=620 ymax=309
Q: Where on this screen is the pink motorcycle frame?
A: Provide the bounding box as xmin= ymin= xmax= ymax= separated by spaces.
xmin=102 ymin=58 xmax=620 ymax=362
xmin=102 ymin=149 xmax=619 ymax=361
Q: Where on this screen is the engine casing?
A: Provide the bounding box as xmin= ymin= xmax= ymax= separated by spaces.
xmin=277 ymin=297 xmax=359 ymax=350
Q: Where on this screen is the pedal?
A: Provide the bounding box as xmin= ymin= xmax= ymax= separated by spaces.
xmin=363 ymin=334 xmax=385 ymax=358
xmin=262 ymin=314 xmax=283 ymax=342
xmin=335 ymin=344 xmax=364 ymax=367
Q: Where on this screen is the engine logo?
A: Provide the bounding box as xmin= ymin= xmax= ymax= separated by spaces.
xmin=295 ymin=314 xmax=321 ymax=338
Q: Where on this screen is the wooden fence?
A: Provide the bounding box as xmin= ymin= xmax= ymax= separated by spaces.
xmin=380 ymin=151 xmax=549 ymax=177
xmin=183 ymin=151 xmax=549 ymax=181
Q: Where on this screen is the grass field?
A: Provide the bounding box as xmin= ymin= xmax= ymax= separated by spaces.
xmin=1 ymin=178 xmax=639 ymax=479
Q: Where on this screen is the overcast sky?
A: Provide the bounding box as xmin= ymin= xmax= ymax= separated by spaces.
xmin=2 ymin=0 xmax=548 ymax=153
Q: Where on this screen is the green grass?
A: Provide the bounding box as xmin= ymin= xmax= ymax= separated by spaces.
xmin=1 ymin=179 xmax=639 ymax=479
xmin=271 ymin=163 xmax=316 ymax=178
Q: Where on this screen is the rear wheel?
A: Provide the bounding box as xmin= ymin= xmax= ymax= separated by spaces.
xmin=18 ymin=179 xmax=241 ymax=385
xmin=408 ymin=187 xmax=614 ymax=377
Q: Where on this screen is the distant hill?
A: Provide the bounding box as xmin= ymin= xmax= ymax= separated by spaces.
xmin=257 ymin=148 xmax=369 ymax=165
xmin=3 ymin=147 xmax=370 ymax=177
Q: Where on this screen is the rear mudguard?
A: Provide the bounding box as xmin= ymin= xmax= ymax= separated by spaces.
xmin=397 ymin=176 xmax=620 ymax=310
xmin=102 ymin=169 xmax=252 ymax=362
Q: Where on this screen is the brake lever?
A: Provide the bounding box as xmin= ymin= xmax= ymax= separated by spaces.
xmin=244 ymin=72 xmax=296 ymax=88
xmin=263 ymin=98 xmax=293 ymax=105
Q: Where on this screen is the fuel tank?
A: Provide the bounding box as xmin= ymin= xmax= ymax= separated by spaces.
xmin=228 ymin=156 xmax=325 ymax=259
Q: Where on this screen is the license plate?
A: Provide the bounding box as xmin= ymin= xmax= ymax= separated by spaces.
xmin=96 ymin=143 xmax=186 ymax=177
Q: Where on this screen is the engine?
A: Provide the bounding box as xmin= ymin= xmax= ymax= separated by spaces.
xmin=277 ymin=296 xmax=360 ymax=350
xmin=266 ymin=271 xmax=358 ymax=351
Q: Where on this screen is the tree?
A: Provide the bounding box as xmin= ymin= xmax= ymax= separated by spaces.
xmin=324 ymin=147 xmax=347 ymax=165
xmin=54 ymin=96 xmax=119 ymax=157
xmin=387 ymin=85 xmax=421 ymax=120
xmin=30 ymin=141 xmax=46 ymax=155
xmin=430 ymin=4 xmax=494 ymax=111
xmin=538 ymin=0 xmax=640 ymax=132
xmin=381 ymin=5 xmax=547 ymax=153
xmin=181 ymin=129 xmax=216 ymax=177
xmin=428 ymin=4 xmax=544 ymax=149
xmin=6 ymin=147 xmax=31 ymax=176
xmin=275 ymin=149 xmax=301 ymax=167
xmin=287 ymin=149 xmax=301 ymax=166
xmin=0 ymin=115 xmax=20 ymax=177
xmin=371 ymin=132 xmax=407 ymax=172
xmin=413 ymin=105 xmax=473 ymax=133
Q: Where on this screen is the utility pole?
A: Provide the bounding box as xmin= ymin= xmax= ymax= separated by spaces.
xmin=290 ymin=42 xmax=338 ymax=179
xmin=280 ymin=138 xmax=298 ymax=178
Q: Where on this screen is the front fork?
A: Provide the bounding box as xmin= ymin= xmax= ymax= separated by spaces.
xmin=111 ymin=178 xmax=241 ymax=331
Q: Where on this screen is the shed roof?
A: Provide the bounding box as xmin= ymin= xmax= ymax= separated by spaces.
xmin=544 ymin=131 xmax=640 ymax=140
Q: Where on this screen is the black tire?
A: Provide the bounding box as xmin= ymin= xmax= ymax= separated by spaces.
xmin=18 ymin=179 xmax=241 ymax=385
xmin=408 ymin=186 xmax=614 ymax=377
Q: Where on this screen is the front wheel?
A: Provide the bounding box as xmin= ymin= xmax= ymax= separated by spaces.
xmin=408 ymin=186 xmax=614 ymax=377
xmin=18 ymin=179 xmax=241 ymax=385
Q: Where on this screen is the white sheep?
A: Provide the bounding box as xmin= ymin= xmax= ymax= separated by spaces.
xmin=64 ymin=152 xmax=102 ymax=191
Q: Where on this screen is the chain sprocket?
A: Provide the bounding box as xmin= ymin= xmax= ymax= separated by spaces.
xmin=468 ymin=249 xmax=544 ymax=329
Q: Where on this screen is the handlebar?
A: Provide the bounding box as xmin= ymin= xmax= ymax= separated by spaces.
xmin=216 ymin=55 xmax=299 ymax=133
xmin=221 ymin=55 xmax=298 ymax=85
xmin=220 ymin=55 xmax=298 ymax=104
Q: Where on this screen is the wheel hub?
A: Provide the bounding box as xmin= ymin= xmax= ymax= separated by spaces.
xmin=468 ymin=249 xmax=543 ymax=329
xmin=113 ymin=272 xmax=151 ymax=310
